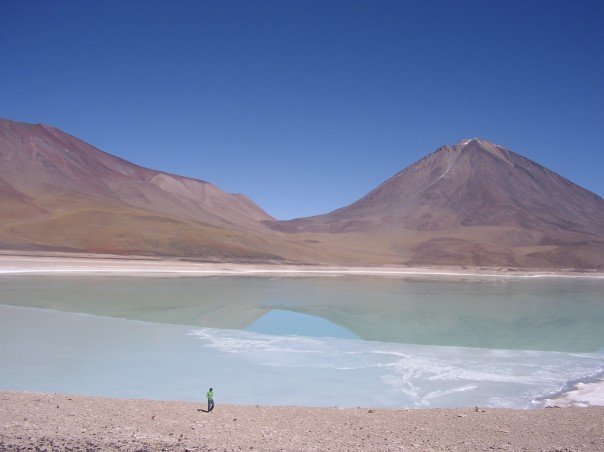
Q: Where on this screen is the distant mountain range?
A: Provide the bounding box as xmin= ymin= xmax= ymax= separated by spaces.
xmin=1 ymin=118 xmax=602 ymax=269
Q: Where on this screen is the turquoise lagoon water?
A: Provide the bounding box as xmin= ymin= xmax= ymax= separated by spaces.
xmin=0 ymin=276 xmax=603 ymax=408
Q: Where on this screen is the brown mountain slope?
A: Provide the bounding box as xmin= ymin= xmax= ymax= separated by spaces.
xmin=0 ymin=118 xmax=283 ymax=259
xmin=0 ymin=119 xmax=272 ymax=227
xmin=269 ymin=138 xmax=604 ymax=268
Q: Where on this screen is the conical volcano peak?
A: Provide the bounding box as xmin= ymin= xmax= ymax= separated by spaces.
xmin=455 ymin=137 xmax=512 ymax=165
xmin=457 ymin=137 xmax=479 ymax=146
xmin=455 ymin=137 xmax=500 ymax=148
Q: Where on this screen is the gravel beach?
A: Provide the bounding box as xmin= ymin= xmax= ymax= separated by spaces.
xmin=1 ymin=391 xmax=603 ymax=451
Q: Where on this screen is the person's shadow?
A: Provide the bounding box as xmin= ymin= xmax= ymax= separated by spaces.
xmin=197 ymin=408 xmax=209 ymax=412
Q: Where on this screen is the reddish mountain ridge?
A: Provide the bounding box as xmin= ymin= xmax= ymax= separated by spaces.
xmin=0 ymin=119 xmax=271 ymax=226
xmin=0 ymin=118 xmax=280 ymax=259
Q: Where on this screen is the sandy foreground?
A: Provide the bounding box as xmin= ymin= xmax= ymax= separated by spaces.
xmin=0 ymin=253 xmax=603 ymax=279
xmin=1 ymin=392 xmax=604 ymax=451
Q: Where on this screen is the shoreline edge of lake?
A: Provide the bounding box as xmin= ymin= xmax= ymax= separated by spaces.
xmin=1 ymin=253 xmax=603 ymax=279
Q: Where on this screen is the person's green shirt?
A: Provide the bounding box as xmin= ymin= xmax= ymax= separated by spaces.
xmin=206 ymin=390 xmax=214 ymax=400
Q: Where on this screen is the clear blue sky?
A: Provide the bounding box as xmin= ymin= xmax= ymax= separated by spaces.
xmin=1 ymin=0 xmax=602 ymax=219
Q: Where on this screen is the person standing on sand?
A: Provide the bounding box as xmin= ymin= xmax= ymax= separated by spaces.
xmin=206 ymin=388 xmax=214 ymax=412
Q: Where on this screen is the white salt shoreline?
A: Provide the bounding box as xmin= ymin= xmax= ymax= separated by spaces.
xmin=544 ymin=379 xmax=604 ymax=408
xmin=0 ymin=254 xmax=602 ymax=279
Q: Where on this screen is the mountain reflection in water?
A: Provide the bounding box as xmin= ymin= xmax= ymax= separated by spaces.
xmin=1 ymin=275 xmax=603 ymax=352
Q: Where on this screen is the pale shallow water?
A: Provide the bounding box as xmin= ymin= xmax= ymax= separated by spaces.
xmin=0 ymin=276 xmax=603 ymax=408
